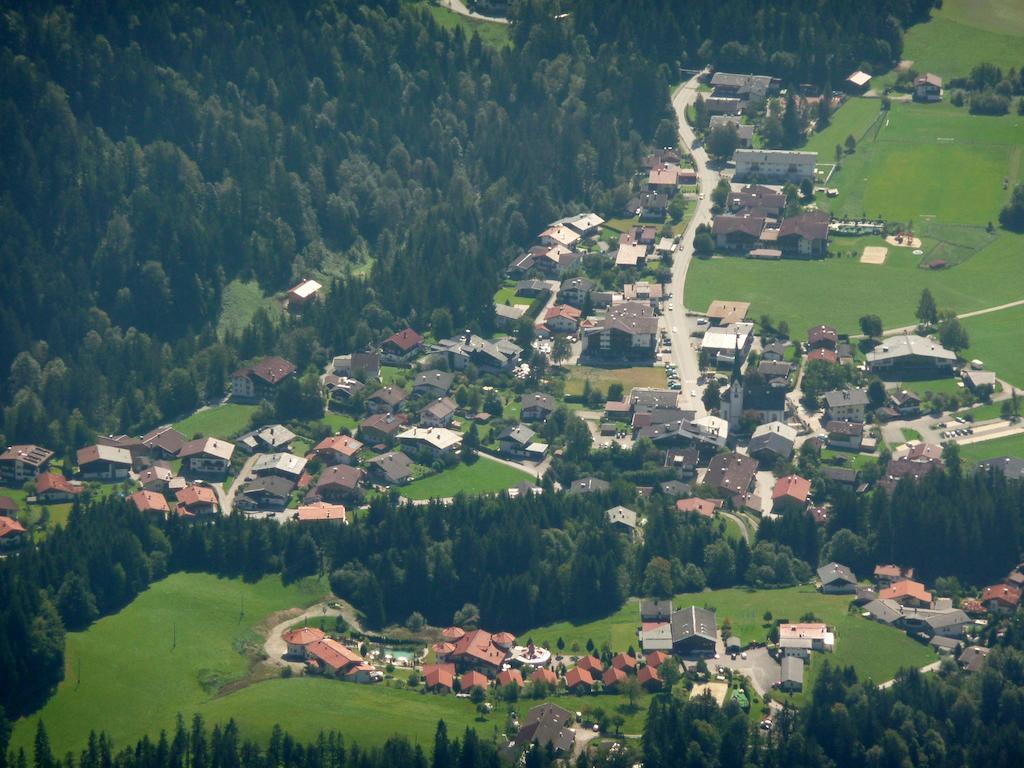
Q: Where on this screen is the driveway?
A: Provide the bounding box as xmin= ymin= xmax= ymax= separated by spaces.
xmin=712 ymin=646 xmax=781 ymax=697
xmin=218 ymin=452 xmax=262 ymax=514
xmin=262 ymin=600 xmax=363 ymax=668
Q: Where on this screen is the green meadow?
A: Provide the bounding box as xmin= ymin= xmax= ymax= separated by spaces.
xmin=961 ymin=304 xmax=1024 ymax=388
xmin=398 ymin=456 xmax=533 ymax=500
xmin=173 ymin=403 xmax=258 ymax=439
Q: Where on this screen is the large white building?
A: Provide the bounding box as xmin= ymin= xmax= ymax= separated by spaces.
xmin=733 ymin=149 xmax=817 ymax=183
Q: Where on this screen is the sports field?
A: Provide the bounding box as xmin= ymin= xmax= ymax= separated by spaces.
xmin=11 ymin=573 xmax=328 ymax=757
xmin=892 ymin=0 xmax=1024 ymax=82
xmin=519 ymin=585 xmax=935 ymax=688
xmin=961 ymin=304 xmax=1024 ymax=388
xmin=397 ymin=455 xmax=533 ymax=500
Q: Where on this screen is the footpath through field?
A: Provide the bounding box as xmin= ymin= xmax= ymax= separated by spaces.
xmin=881 ymin=298 xmax=1024 ymax=337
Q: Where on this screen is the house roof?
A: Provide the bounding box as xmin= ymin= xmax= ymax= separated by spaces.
xmin=705 ymin=452 xmax=757 ymax=494
xmin=914 ymin=73 xmax=942 ymax=87
xmin=960 ymin=645 xmax=990 ymax=673
xmin=0 ymin=515 xmax=27 ymax=539
xmin=297 ymin=502 xmax=347 ymax=523
xmin=367 ymin=451 xmax=414 ymax=483
xmin=496 ymin=668 xmax=524 ymax=687
xmin=818 ymin=562 xmax=856 ymax=585
xmin=772 ymin=474 xmax=811 ymax=503
xmin=874 ymin=564 xmax=914 ymax=581
xmin=0 ymin=444 xmax=54 ymax=468
xmin=827 ymin=420 xmax=864 ymax=437
xmin=141 ymin=426 xmax=186 ymax=455
xmin=602 ymin=667 xmax=627 ymax=686
xmin=670 ymin=605 xmax=717 ymax=644
xmin=779 ymin=211 xmax=830 ymax=241
xmin=398 ymin=427 xmax=462 ymax=452
xmin=360 ymin=412 xmax=407 ymax=437
xmin=232 ymin=356 xmax=296 ymax=385
xmin=706 ymin=300 xmax=750 ymax=324
xmin=421 ymin=397 xmax=457 ymax=421
xmin=712 ymin=215 xmax=765 ymax=238
xmin=807 ymin=348 xmax=838 ymax=364
xmin=316 ymin=465 xmax=364 ymax=491
xmin=129 ymin=490 xmax=169 ymax=514
xmin=606 ymin=505 xmax=638 ymax=529
xmin=282 ymin=626 xmax=325 ymax=646
xmin=522 ymin=393 xmax=556 ymax=412
xmin=880 ymin=579 xmax=932 ymax=604
xmin=253 ymin=452 xmax=308 ymax=477
xmin=36 ymin=472 xmax=83 ymax=495
xmin=846 ymin=70 xmax=872 ymax=87
xmin=384 ymin=328 xmax=424 ymax=352
xmin=781 ymin=655 xmax=804 ymax=684
xmin=530 ymin=668 xmax=558 ymax=686
xmin=565 ymin=667 xmax=594 ymax=688
xmin=368 ymin=386 xmax=408 ymax=406
xmin=179 ymin=437 xmax=235 ymax=461
xmin=423 ymin=663 xmax=456 ymax=689
xmin=567 ymin=476 xmax=610 ymax=494
xmin=576 ymin=655 xmax=603 ymax=673
xmin=645 ymin=650 xmax=668 ymax=668
xmin=808 ymin=325 xmax=839 ymax=346
xmin=982 ymin=584 xmax=1021 ymax=607
xmin=239 ymin=475 xmax=295 ymax=501
xmin=308 ymin=638 xmax=362 ymax=673
xmin=676 ymin=497 xmax=723 ymax=518
xmin=866 ymin=334 xmax=957 ymax=364
xmin=460 ymin=670 xmax=490 ymax=690
xmin=414 ymin=370 xmax=455 ymax=392
xmin=449 ymin=629 xmax=507 ymax=669
xmin=822 ymin=388 xmax=869 ymax=409
xmin=77 ymin=444 xmax=132 ymax=467
xmin=615 ymin=242 xmax=649 ymax=267
xmin=314 ymin=434 xmax=363 ymax=458
xmin=175 ymin=484 xmax=218 ymax=508
xmin=974 ymin=457 xmax=1024 ymax=482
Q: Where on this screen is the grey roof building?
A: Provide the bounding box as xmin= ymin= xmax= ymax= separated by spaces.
xmin=818 ymin=562 xmax=857 ymax=594
xmin=780 ymin=656 xmax=804 ymax=691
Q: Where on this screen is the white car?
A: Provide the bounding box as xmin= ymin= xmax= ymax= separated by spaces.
xmin=667 ymin=303 xmax=674 ymax=311
xmin=672 ymin=327 xmax=678 ymax=334
xmin=690 ymin=390 xmax=697 ymax=397
xmin=699 ymin=192 xmax=705 ymax=199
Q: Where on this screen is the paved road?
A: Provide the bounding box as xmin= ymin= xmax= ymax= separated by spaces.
xmin=666 ymin=73 xmax=717 ymax=417
xmin=878 ymin=660 xmax=942 ymax=689
xmin=219 ymin=452 xmax=261 ymax=514
xmin=721 ymin=511 xmax=752 ymax=545
xmin=438 ymin=0 xmax=509 ymax=24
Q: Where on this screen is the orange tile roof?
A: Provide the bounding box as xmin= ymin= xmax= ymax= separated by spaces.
xmin=602 ymin=667 xmax=627 ymax=686
xmin=565 ymin=667 xmax=594 ymax=688
xmin=450 ymin=629 xmax=507 ymax=669
xmin=637 ymin=665 xmax=661 ymax=686
xmin=306 ymin=638 xmax=362 ymax=673
xmin=611 ymin=652 xmax=637 ymax=671
xmin=423 ymin=663 xmax=456 ymax=689
xmin=459 ymin=670 xmax=490 ymax=690
xmin=880 ymin=579 xmax=932 ymax=604
xmin=314 ymin=435 xmax=364 ymax=458
xmin=282 ymin=627 xmax=325 ymax=646
xmin=645 ymin=651 xmax=668 ymax=668
xmin=981 ymin=584 xmax=1021 ymax=607
xmin=442 ymin=626 xmax=466 ymax=641
xmin=175 ymin=485 xmax=218 ymax=508
xmin=36 ymin=472 xmax=83 ymax=495
xmin=297 ymin=502 xmax=347 ymax=522
xmin=531 ymin=668 xmax=558 ymax=686
xmin=772 ymin=474 xmax=811 ymax=503
xmin=676 ymin=497 xmax=722 ymax=518
xmin=129 ymin=490 xmax=170 ymax=514
xmin=0 ymin=515 xmax=27 ymax=539
xmin=496 ymin=669 xmax=523 ymax=687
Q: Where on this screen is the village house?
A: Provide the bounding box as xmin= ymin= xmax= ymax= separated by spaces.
xmin=614 ymin=241 xmax=649 ymax=269
xmin=845 ymin=70 xmax=872 ymax=93
xmin=772 ymin=474 xmax=811 ymax=514
xmin=975 ymin=456 xmax=1024 ymax=481
xmin=567 ymin=476 xmax=610 ymax=495
xmin=581 ymin=301 xmax=658 ymax=363
xmin=775 ymin=211 xmax=830 ymax=258
xmin=0 ymin=444 xmax=54 ymax=485
xmin=236 ymin=475 xmax=295 ymax=511
xmin=705 ymin=452 xmax=757 ymax=497
xmin=709 ymin=115 xmax=755 ymax=147
xmin=558 ymin=277 xmax=596 ymax=307
xmin=627 ymin=190 xmax=669 ymax=220
xmin=710 ymin=72 xmax=777 ymax=106
xmin=332 ymin=352 xmax=382 ymax=380
xmin=540 ymin=305 xmax=581 ymax=335
xmin=700 ymin=322 xmax=754 ymax=367
xmin=757 ymin=360 xmax=793 ymax=386
xmin=713 ymin=215 xmax=765 ymax=251
xmin=398 ymin=427 xmax=463 ymax=458
xmin=433 ymin=334 xmax=522 ymax=373
xmin=0 ymin=515 xmax=27 ymax=550
xmin=296 ymin=501 xmax=347 ymax=524
xmin=36 ymin=472 xmax=84 ymax=502
xmin=366 ymin=451 xmax=414 ymax=486
xmin=780 ymin=656 xmax=804 ymax=692
xmin=913 ymin=73 xmax=943 ymax=102
xmin=508 ymin=243 xmax=580 ymax=278
xmin=521 ymin=393 xmax=556 ymax=422
xmin=498 ymin=424 xmax=547 ymax=461
xmin=705 ymin=96 xmax=742 ymax=115
xmin=252 ymin=452 xmax=307 ymax=482
xmin=359 ymin=412 xmax=408 ymax=445
xmin=438 ymin=628 xmax=511 ymax=677
xmin=807 ymin=348 xmax=838 ymax=364
xmin=639 ymin=604 xmax=717 ymax=656
xmin=312 ymin=434 xmax=363 ymax=466
xmin=821 ymin=387 xmax=868 ymax=422
xmin=175 ymin=484 xmax=218 ymax=516
xmin=880 ymin=579 xmax=933 ymax=608
xmin=565 ymin=667 xmax=594 ymax=692
xmin=495 ymin=303 xmax=528 ymax=330
xmin=676 ymin=497 xmax=723 ymax=518
xmin=510 ymin=704 xmax=575 ymax=757
xmin=648 ymin=164 xmax=682 ymax=195
xmin=420 ymin=397 xmax=458 ymax=428
xmin=962 ymin=369 xmax=997 ymax=392
xmin=413 ymin=370 xmax=455 ymax=399
xmin=141 ymin=426 xmax=186 ymax=459
xmin=231 ymin=356 xmax=296 ymax=401
xmin=179 ymin=437 xmax=235 ymax=476
xmin=366 ymin=386 xmax=408 ymax=414
xmin=129 ymin=490 xmax=170 ymax=516
xmin=314 ymin=465 xmax=364 ymax=503
xmin=606 ymin=505 xmax=638 ymax=538
xmin=826 ymin=420 xmax=864 ymax=451
xmin=516 ymin=279 xmax=549 ymax=299
xmin=818 ymin=562 xmax=857 ymax=594
xmin=321 ymin=374 xmax=365 ymax=406
xmin=380 ymin=328 xmax=424 ymax=362
xmin=981 ymin=584 xmax=1021 ymax=614
xmin=733 ymin=149 xmax=817 ymax=184
xmin=538 ymin=224 xmax=582 ymax=250
xmin=866 ymin=334 xmax=956 ymax=375
xmin=960 ymin=646 xmax=991 ymax=674
xmin=807 ymin=324 xmax=838 ymax=351
xmin=706 ymin=300 xmax=750 ymax=326
xmin=879 ymin=443 xmax=944 ymax=492
xmin=874 ymin=565 xmax=915 ymax=588
xmin=287 ymin=279 xmax=322 ymax=310
xmin=728 ymin=184 xmax=786 ymax=217
xmin=889 ymin=390 xmax=923 ymax=418
xmin=77 ymin=444 xmax=132 ymax=481
xmin=236 ymin=424 xmax=296 ymax=454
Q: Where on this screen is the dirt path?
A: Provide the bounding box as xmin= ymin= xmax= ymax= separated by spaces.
xmin=438 ymin=0 xmax=509 ymax=24
xmin=881 ymin=298 xmax=1024 ymax=337
xmin=262 ymin=599 xmax=363 ymax=667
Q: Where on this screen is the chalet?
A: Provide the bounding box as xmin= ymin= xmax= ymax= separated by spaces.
xmin=733 ymin=149 xmax=817 ymax=184
xmin=515 ymin=280 xmax=548 ymax=300
xmin=495 ymin=302 xmax=528 ymax=330
xmin=639 ymin=604 xmax=717 ymax=656
xmin=565 ymin=667 xmax=595 ymax=692
xmin=179 ymin=437 xmax=234 ymax=476
xmin=913 ymin=73 xmax=943 ymax=102
xmin=381 ymin=328 xmax=424 ymax=361
xmin=627 ymin=190 xmax=669 ymax=220
xmin=648 ymin=164 xmax=681 ymax=195
xmin=713 ymin=216 xmax=765 ymax=251
xmin=413 ymin=370 xmax=455 ymax=398
xmin=728 ymin=184 xmax=786 ymax=217
xmin=761 ymin=341 xmax=789 ymax=361
xmin=879 ymin=444 xmax=944 ymax=492
xmin=420 ymin=397 xmax=458 ymax=428
xmin=77 ymin=444 xmax=132 ymax=481
xmin=296 ymin=502 xmax=346 ymax=524
xmin=558 ymin=277 xmax=596 ymax=307
xmin=772 ymin=474 xmax=811 ymax=513
xmin=777 ymin=211 xmax=829 ymax=258
xmin=287 ymin=279 xmax=322 ymax=310
xmin=822 ymin=388 xmax=868 ymax=422
xmin=521 ymin=393 xmax=556 ymax=422
xmin=538 ymin=224 xmax=581 ymax=250
xmin=541 ymin=305 xmax=581 ymax=335
xmin=231 ymin=357 xmax=296 ymax=401
xmin=567 ymin=476 xmax=610 ymax=495
xmin=706 ymin=300 xmax=750 ymax=326
xmin=818 ymin=562 xmax=857 ymax=594
xmin=367 ymin=386 xmax=408 ymax=414
xmin=332 ymin=352 xmax=381 ymax=381
xmin=780 ymin=656 xmax=804 ymax=692
xmin=705 ymin=96 xmax=742 ymax=115
xmin=0 ymin=444 xmax=54 ymax=484
xmin=710 ymin=72 xmax=776 ymax=105
xmin=757 ymin=360 xmax=793 ymax=385
xmin=749 ymin=421 xmax=797 ymax=462
xmin=676 ymin=497 xmax=723 ymax=518
xmin=175 ymin=485 xmax=218 ymax=516
xmin=981 ymin=584 xmax=1021 ymax=614
xmin=705 ymin=452 xmax=757 ymax=496
xmin=321 ymin=374 xmax=365 ymax=405
xmin=0 ymin=516 xmax=27 ymax=550
xmin=141 ymin=427 xmax=186 ymax=459
xmin=960 ymin=646 xmax=991 ymax=673
xmin=709 ymin=115 xmax=754 ymax=147
xmin=581 ymin=302 xmax=658 ymax=363
xmin=314 ymin=465 xmax=364 ymax=503
xmin=807 ymin=348 xmax=838 ymax=364
xmin=602 ymin=666 xmax=627 ymax=689
xmin=866 ymin=334 xmax=956 ymax=375
xmin=880 ymin=579 xmax=932 ymax=608
xmin=433 ymin=334 xmax=521 ymax=373
xmin=366 ymin=451 xmax=414 ymax=486
xmin=422 ymin=662 xmax=456 ymax=691
xmin=508 ymin=244 xmax=580 ymax=277
xmin=821 ymin=466 xmax=859 ymax=487
xmin=890 ymin=390 xmax=923 ymax=417
xmin=312 ymin=434 xmax=363 ymax=466
xmin=398 ymin=427 xmax=462 ymax=457
xmin=498 ymin=424 xmax=547 ymax=461
xmin=874 ymin=565 xmax=915 ymax=588
xmin=235 ymin=475 xmax=294 ymax=511
xmin=359 ymin=413 xmax=408 ymax=445
xmin=252 ymin=452 xmax=307 ymax=481
xmin=129 ymin=490 xmax=170 ymax=516
xmin=460 ymin=670 xmax=491 ymax=692
xmin=236 ymin=424 xmax=296 ymax=453
xmin=496 ymin=668 xmax=524 ymax=689
xmin=962 ymin=369 xmax=997 ymax=392
xmin=35 ymin=472 xmax=83 ymax=502
xmin=606 ymin=505 xmax=638 ymax=537
xmin=826 ymin=420 xmax=864 ymax=451
xmin=512 ymin=704 xmax=575 ymax=756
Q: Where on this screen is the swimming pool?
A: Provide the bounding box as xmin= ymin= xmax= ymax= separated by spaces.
xmin=383 ymin=648 xmax=416 ymax=662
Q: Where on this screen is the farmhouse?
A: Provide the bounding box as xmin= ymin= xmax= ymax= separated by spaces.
xmin=76 ymin=444 xmax=132 ymax=481
xmin=865 ymin=334 xmax=956 ymax=375
xmin=441 ymin=629 xmax=511 ymax=676
xmin=733 ymin=149 xmax=817 ymax=184
xmin=366 ymin=451 xmax=414 ymax=486
xmin=639 ymin=604 xmax=717 ymax=656
xmin=141 ymin=426 xmax=186 ymax=459
xmin=581 ymin=301 xmax=658 ymax=363
xmin=0 ymin=444 xmax=54 ymax=484
xmin=780 ymin=656 xmax=804 ymax=692
xmin=231 ymin=356 xmax=296 ymax=401
xmin=179 ymin=437 xmax=235 ymax=476
xmin=818 ymin=562 xmax=857 ymax=594
xmin=913 ymin=73 xmax=943 ymax=102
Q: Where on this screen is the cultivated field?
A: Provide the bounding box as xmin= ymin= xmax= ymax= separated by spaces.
xmin=397 ymin=455 xmax=533 ymax=500
xmin=12 ymin=573 xmax=327 ymax=757
xmin=961 ymin=304 xmax=1024 ymax=389
xmin=174 ymin=403 xmax=258 ymax=438
xmin=519 ymin=586 xmax=935 ymax=688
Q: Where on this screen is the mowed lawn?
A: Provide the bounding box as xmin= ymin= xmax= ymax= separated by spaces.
xmin=804 ymin=97 xmax=884 ymax=156
xmin=960 ymin=432 xmax=1024 ymax=463
xmin=961 ymin=304 xmax=1024 ymax=389
xmin=12 ymin=573 xmax=328 ymax=757
xmin=397 ymin=455 xmax=533 ymax=500
xmin=686 ymin=230 xmax=1024 ymax=334
xmin=822 ymin=101 xmax=1022 ymax=226
xmin=520 ymin=586 xmax=935 ymax=687
xmin=174 ymin=403 xmax=258 ymax=438
xmin=566 ymin=366 xmax=667 ymax=397
xmin=892 ymin=0 xmax=1024 ymax=82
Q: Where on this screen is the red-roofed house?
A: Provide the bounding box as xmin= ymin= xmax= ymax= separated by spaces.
xmin=297 ymin=502 xmax=347 ymax=524
xmin=306 ymin=638 xmax=363 ymax=676
xmin=772 ymin=474 xmax=811 ymax=513
xmin=981 ymin=584 xmax=1021 ymax=614
xmin=540 ymin=305 xmax=582 ymax=336
xmin=565 ymin=667 xmax=594 ymax=692
xmin=35 ymin=472 xmax=83 ymax=503
xmin=382 ymin=328 xmax=425 ymax=361
xmin=807 ymin=348 xmax=838 ymax=364
xmin=645 ymin=650 xmax=668 ymax=668
xmin=576 ymin=655 xmax=603 ymax=674
xmin=129 ymin=490 xmax=170 ymax=516
xmin=611 ymin=653 xmax=637 ymax=673
xmin=637 ymin=665 xmax=662 ymax=691
xmin=676 ymin=497 xmax=723 ymax=518
xmin=531 ymin=668 xmax=558 ymax=687
xmin=312 ymin=435 xmax=364 ymax=466
xmin=602 ymin=666 xmax=627 ymax=688
xmin=423 ymin=663 xmax=456 ymax=691
xmin=0 ymin=516 xmax=27 ymax=549
xmin=880 ymin=579 xmax=932 ymax=608
xmin=496 ymin=668 xmax=524 ymax=688
xmin=447 ymin=629 xmax=509 ymax=676
xmin=231 ymin=357 xmax=297 ymax=401
xmin=175 ymin=485 xmax=219 ymax=516
xmin=282 ymin=627 xmax=326 ymax=657
xmin=459 ymin=670 xmax=490 ymax=692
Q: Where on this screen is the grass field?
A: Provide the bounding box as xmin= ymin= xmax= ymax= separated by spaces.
xmin=899 ymin=376 xmax=964 ymax=399
xmin=397 ymin=455 xmax=533 ymax=500
xmin=422 ymin=3 xmax=510 ymax=48
xmin=889 ymin=0 xmax=1024 ymax=83
xmin=959 ymin=432 xmax=1024 ymax=463
xmin=686 ymin=229 xmax=1024 ymax=334
xmin=566 ymin=366 xmax=667 ymax=398
xmin=804 ymin=97 xmax=884 ymax=156
xmin=494 ymin=283 xmax=531 ymax=307
xmin=322 ymin=411 xmax=359 ymax=432
xmin=519 ymin=586 xmax=935 ymax=688
xmin=218 ymin=280 xmax=280 ymax=337
xmin=12 ymin=573 xmax=328 ymax=757
xmin=961 ymin=305 xmax=1024 ymax=388
xmin=174 ymin=404 xmax=258 ymax=439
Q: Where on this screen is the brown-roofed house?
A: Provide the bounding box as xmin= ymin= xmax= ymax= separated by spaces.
xmin=359 ymin=412 xmax=408 ymax=445
xmin=77 ymin=444 xmax=133 ymax=481
xmin=382 ymin=328 xmax=425 ymax=359
xmin=312 ymin=435 xmax=364 ymax=466
xmin=129 ymin=490 xmax=170 ymax=516
xmin=705 ymin=301 xmax=750 ymax=326
xmin=0 ymin=515 xmax=27 ymax=549
xmin=141 ymin=426 xmax=186 ymax=459
xmin=777 ymin=211 xmax=829 ymax=258
xmin=807 ymin=325 xmax=838 ymax=350
xmin=712 ymin=215 xmax=765 ymax=251
xmin=0 ymin=444 xmax=54 ymax=484
xmin=447 ymin=629 xmax=509 ymax=675
xmin=179 ymin=437 xmax=235 ymax=476
xmin=366 ymin=386 xmax=408 ymax=414
xmin=873 ymin=564 xmax=915 ymax=587
xmin=981 ymin=584 xmax=1021 ymax=614
xmin=175 ymin=484 xmax=219 ymax=516
xmin=314 ymin=465 xmax=364 ymax=503
xmin=231 ymin=356 xmax=297 ymax=401
xmin=705 ymin=452 xmax=757 ymax=497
